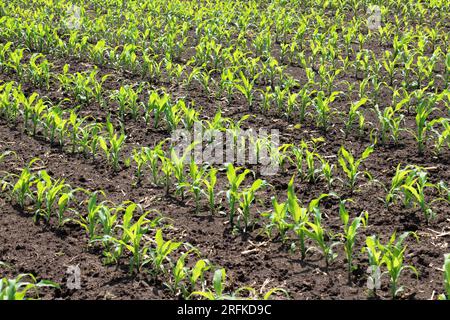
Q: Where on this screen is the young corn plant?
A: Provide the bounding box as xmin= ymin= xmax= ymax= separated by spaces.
xmin=14 ymin=90 xmax=37 ymax=134
xmin=374 ymin=104 xmax=405 ymax=145
xmin=313 ymin=91 xmax=340 ymax=132
xmin=99 ymin=119 xmax=126 ymax=172
xmin=441 ymin=53 xmax=450 ymax=89
xmin=190 ymin=268 xmax=286 ymax=300
xmin=0 ymin=82 xmax=16 ymax=122
xmin=381 ymin=232 xmax=419 ymax=299
xmin=226 ymin=164 xmax=251 ymax=227
xmin=171 ymin=143 xmax=197 ymax=200
xmin=432 ymin=119 xmax=450 ymax=155
xmin=42 ymin=106 xmax=66 ymax=146
xmin=112 ymin=85 xmax=142 ymax=121
xmin=36 ymin=170 xmax=69 ymax=224
xmin=298 ymin=87 xmax=314 ymax=123
xmin=263 ymin=196 xmax=290 ymax=242
xmin=68 ymin=110 xmax=87 ymax=154
xmin=144 ymin=91 xmax=167 ymax=128
xmin=344 ymin=98 xmax=367 ymax=137
xmin=0 ymin=42 xmax=12 ymax=72
xmin=180 ymin=101 xmax=199 ymax=130
xmin=338 ymin=145 xmax=374 ymax=192
xmin=237 ymin=179 xmax=265 ymax=232
xmin=132 ymin=147 xmax=149 ymax=185
xmin=181 ymin=160 xmax=205 ymax=213
xmin=304 ymin=207 xmax=339 ymax=268
xmin=170 ymin=255 xmax=210 ymax=298
xmin=144 ymin=140 xmax=166 ymax=185
xmin=96 ymin=204 xmax=120 ymax=242
xmin=76 ymin=192 xmax=105 ymax=241
xmin=362 ymin=235 xmax=384 ymax=297
xmin=410 ymin=97 xmax=436 ymax=155
xmin=8 ymin=160 xmax=39 ymax=209
xmin=339 ymin=200 xmax=368 ymax=283
xmin=304 ymin=149 xmax=321 ymax=184
xmin=190 ymin=268 xmax=228 ymax=300
xmin=104 ymin=207 xmax=155 ymax=273
xmin=27 ymin=53 xmax=51 ymax=89
xmin=58 ymin=66 xmax=96 ymax=105
xmin=286 ymin=177 xmax=310 ymax=259
xmin=319 ymin=156 xmax=335 ymax=190
xmin=159 ymin=154 xmax=174 ymax=196
xmin=289 ymin=142 xmax=307 ymax=180
xmin=219 ymin=68 xmax=236 ymax=104
xmin=201 ymin=168 xmax=219 ymax=216
xmin=86 ymin=123 xmax=102 ymax=160
xmin=7 ymin=48 xmax=24 ymax=80
xmin=402 ymin=171 xmax=440 ymax=224
xmin=235 ymin=72 xmax=258 ymax=111
xmin=146 ymin=229 xmax=182 ymax=279
xmin=437 ymin=182 xmax=450 ymax=204
xmin=384 ymin=164 xmax=416 ymax=207
xmin=164 ymin=100 xmax=183 ymax=132
xmin=30 ymin=100 xmax=46 ymax=137
xmin=438 ymin=254 xmax=450 ymax=300
xmin=0 ymin=274 xmax=59 ymax=300
xmin=56 ymin=190 xmax=73 ymax=228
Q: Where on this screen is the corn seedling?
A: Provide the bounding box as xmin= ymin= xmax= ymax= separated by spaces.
xmin=313 ymin=91 xmax=340 ymax=132
xmin=112 ymin=85 xmax=142 ymax=121
xmin=263 ymin=196 xmax=290 ymax=242
xmin=8 ymin=48 xmax=24 ymax=80
xmin=319 ymin=156 xmax=335 ymax=190
xmin=99 ymin=119 xmax=126 ymax=171
xmin=76 ymin=192 xmax=105 ymax=241
xmin=286 ymin=177 xmax=309 ymax=258
xmin=180 ymin=160 xmax=206 ymax=213
xmin=237 ymin=179 xmax=265 ymax=232
xmin=190 ymin=268 xmax=228 ymax=300
xmin=384 ymin=164 xmax=416 ymax=207
xmin=171 ymin=142 xmax=197 ymax=200
xmin=145 ymin=140 xmax=166 ymax=185
xmin=160 ymin=155 xmax=174 ymax=196
xmin=36 ymin=170 xmax=70 ymax=224
xmin=410 ymin=95 xmax=436 ymax=155
xmin=27 ymin=53 xmax=51 ymax=89
xmin=338 ymin=145 xmax=374 ymax=192
xmin=339 ymin=200 xmax=368 ymax=283
xmin=381 ymin=232 xmax=419 ymax=299
xmin=9 ymin=161 xmax=38 ymax=208
xmin=132 ymin=147 xmax=149 ymax=185
xmin=344 ymin=98 xmax=367 ymax=137
xmin=304 ymin=207 xmax=338 ymax=268
xmin=165 ymin=100 xmax=183 ymax=132
xmin=362 ymin=235 xmax=384 ymax=297
xmin=147 ymin=229 xmax=182 ymax=278
xmin=374 ymin=104 xmax=405 ymax=145
xmin=169 ymin=250 xmax=210 ymax=297
xmin=402 ymin=171 xmax=440 ymax=223
xmin=235 ymin=72 xmax=258 ymax=111
xmin=226 ymin=164 xmax=251 ymax=227
xmin=116 ymin=208 xmax=157 ymax=273
xmin=438 ymin=254 xmax=450 ymax=300
xmin=201 ymin=168 xmax=219 ymax=216
xmin=0 ymin=274 xmax=59 ymax=300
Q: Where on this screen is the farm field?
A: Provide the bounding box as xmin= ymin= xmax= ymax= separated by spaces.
xmin=0 ymin=0 xmax=449 ymax=300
